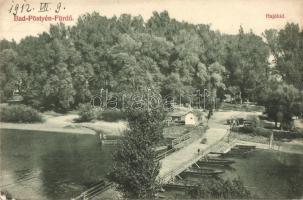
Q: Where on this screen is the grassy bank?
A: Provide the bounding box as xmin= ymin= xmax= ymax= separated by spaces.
xmin=231 ymin=132 xmax=269 ymax=144
xmin=220 ymin=102 xmax=265 ymax=112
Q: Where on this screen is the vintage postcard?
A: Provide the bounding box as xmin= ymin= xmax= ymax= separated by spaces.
xmin=0 ymin=0 xmax=303 ymax=199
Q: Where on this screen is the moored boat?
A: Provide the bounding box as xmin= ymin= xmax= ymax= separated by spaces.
xmin=184 ymin=167 xmax=224 ymax=176
xmin=163 ymin=183 xmax=197 ymax=190
xmin=235 ymin=145 xmax=256 ymax=149
xmin=223 ymin=146 xmax=256 ymax=157
xmin=197 ymin=158 xmax=235 ymax=166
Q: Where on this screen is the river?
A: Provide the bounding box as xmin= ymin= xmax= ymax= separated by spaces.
xmin=1 ymin=129 xmax=303 ymax=199
xmin=0 ymin=129 xmax=115 ymax=200
xmin=224 ymin=149 xmax=303 ymax=199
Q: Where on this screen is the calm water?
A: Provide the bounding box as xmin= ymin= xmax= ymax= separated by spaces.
xmin=0 ymin=129 xmax=115 ymax=200
xmin=224 ymin=150 xmax=303 ymax=199
xmin=1 ymin=130 xmax=303 ymax=200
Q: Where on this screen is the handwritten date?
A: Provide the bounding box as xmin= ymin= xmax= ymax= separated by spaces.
xmin=9 ymin=0 xmax=66 ymax=15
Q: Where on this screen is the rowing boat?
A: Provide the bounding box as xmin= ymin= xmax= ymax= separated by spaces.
xmin=183 ymin=167 xmax=224 ymax=176
xmin=235 ymin=145 xmax=256 ymax=149
xmin=197 ymin=158 xmax=235 ymax=166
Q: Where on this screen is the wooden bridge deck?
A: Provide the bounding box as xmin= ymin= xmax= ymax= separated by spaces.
xmin=81 ymin=111 xmax=263 ymax=199
xmin=157 ymin=128 xmax=230 ymax=183
xmin=156 ymin=110 xmax=261 ymax=183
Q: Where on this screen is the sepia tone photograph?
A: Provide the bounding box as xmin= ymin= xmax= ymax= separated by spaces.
xmin=0 ymin=0 xmax=303 ymax=199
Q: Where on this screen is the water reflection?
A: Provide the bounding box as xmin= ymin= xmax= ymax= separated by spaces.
xmin=224 ymin=150 xmax=303 ymax=199
xmin=0 ymin=129 xmax=115 ymax=200
xmin=1 ymin=129 xmax=303 ymax=199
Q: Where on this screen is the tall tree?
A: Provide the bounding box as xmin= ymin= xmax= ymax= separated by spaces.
xmin=0 ymin=49 xmax=19 ymax=101
xmin=264 ymin=23 xmax=303 ymax=90
xmin=43 ymin=63 xmax=75 ymax=111
xmin=260 ymin=81 xmax=303 ymax=129
xmin=225 ymin=27 xmax=269 ymax=101
xmin=109 ymin=107 xmax=166 ymax=198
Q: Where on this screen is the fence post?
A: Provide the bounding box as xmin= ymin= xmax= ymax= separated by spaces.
xmin=83 ymin=192 xmax=87 ymax=200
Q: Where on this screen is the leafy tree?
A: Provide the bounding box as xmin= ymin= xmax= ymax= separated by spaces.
xmin=43 ymin=63 xmax=75 ymax=111
xmin=225 ymin=27 xmax=269 ymax=101
xmin=0 ymin=39 xmax=16 ymax=50
xmin=207 ymin=62 xmax=226 ymax=108
xmin=0 ymin=49 xmax=19 ymax=101
xmin=72 ymin=63 xmax=94 ymax=104
xmin=208 ymin=62 xmax=226 ymax=90
xmin=147 ymin=11 xmax=175 ymax=39
xmin=264 ymin=23 xmax=303 ymax=90
xmin=75 ymin=103 xmax=95 ymax=122
xmin=109 ymin=107 xmax=166 ymax=198
xmin=260 ymin=81 xmax=303 ymax=129
xmin=125 ymin=106 xmax=166 ymax=144
xmin=2 ymin=11 xmax=301 ymax=115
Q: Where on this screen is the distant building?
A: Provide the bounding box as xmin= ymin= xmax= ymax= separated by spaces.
xmin=7 ymin=89 xmax=24 ymax=105
xmin=224 ymin=94 xmax=232 ymax=103
xmin=167 ymin=110 xmax=198 ymax=125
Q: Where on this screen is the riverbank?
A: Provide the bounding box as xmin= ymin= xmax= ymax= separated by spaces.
xmin=231 ymin=132 xmax=303 ymax=155
xmin=0 ymin=113 xmax=127 ymax=136
xmin=233 ymin=139 xmax=303 ymax=155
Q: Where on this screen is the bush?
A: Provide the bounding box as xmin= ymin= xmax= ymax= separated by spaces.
xmin=248 ymin=115 xmax=263 ymax=127
xmin=75 ymin=103 xmax=95 ymax=122
xmin=187 ymin=177 xmax=251 ymax=199
xmin=75 ymin=104 xmax=127 ymax=123
xmin=233 ymin=126 xmax=255 ymax=133
xmin=96 ymin=109 xmax=126 ymax=122
xmin=254 ymin=127 xmax=272 ymax=137
xmin=0 ymin=104 xmax=43 ymax=123
xmin=272 ymin=130 xmax=303 ymax=140
xmin=201 ymin=138 xmax=207 ymax=144
xmin=220 ymin=103 xmax=265 ymax=112
xmin=233 ymin=125 xmax=303 ymax=141
xmin=233 ymin=132 xmax=269 ymax=144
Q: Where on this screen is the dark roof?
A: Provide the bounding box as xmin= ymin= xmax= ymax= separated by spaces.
xmin=168 ymin=110 xmax=193 ymax=117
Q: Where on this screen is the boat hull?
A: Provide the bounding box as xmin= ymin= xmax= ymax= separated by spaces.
xmin=197 ymin=158 xmax=235 ymax=166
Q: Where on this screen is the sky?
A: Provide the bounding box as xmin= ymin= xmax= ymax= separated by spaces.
xmin=0 ymin=0 xmax=302 ymax=42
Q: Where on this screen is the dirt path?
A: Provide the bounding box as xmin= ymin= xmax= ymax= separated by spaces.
xmin=0 ymin=113 xmax=127 ymax=135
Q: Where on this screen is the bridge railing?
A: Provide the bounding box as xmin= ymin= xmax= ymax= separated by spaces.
xmin=157 ymin=128 xmax=206 ymax=162
xmin=171 ymin=131 xmax=192 ymax=147
xmin=159 ymin=132 xmax=233 ymax=184
xmin=155 ymin=148 xmax=176 ymax=161
xmin=72 ymin=181 xmax=113 ymax=200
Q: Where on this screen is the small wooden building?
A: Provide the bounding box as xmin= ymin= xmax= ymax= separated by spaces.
xmin=7 ymin=89 xmax=24 ymax=105
xmin=167 ymin=111 xmax=198 ymax=125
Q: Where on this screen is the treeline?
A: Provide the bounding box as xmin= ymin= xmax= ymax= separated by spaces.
xmin=0 ymin=11 xmax=302 ymax=119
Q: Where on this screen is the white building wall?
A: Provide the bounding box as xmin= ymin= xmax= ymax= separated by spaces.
xmin=184 ymin=113 xmax=197 ymax=125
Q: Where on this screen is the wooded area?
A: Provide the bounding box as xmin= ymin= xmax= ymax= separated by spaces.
xmin=0 ymin=11 xmax=302 ymax=128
